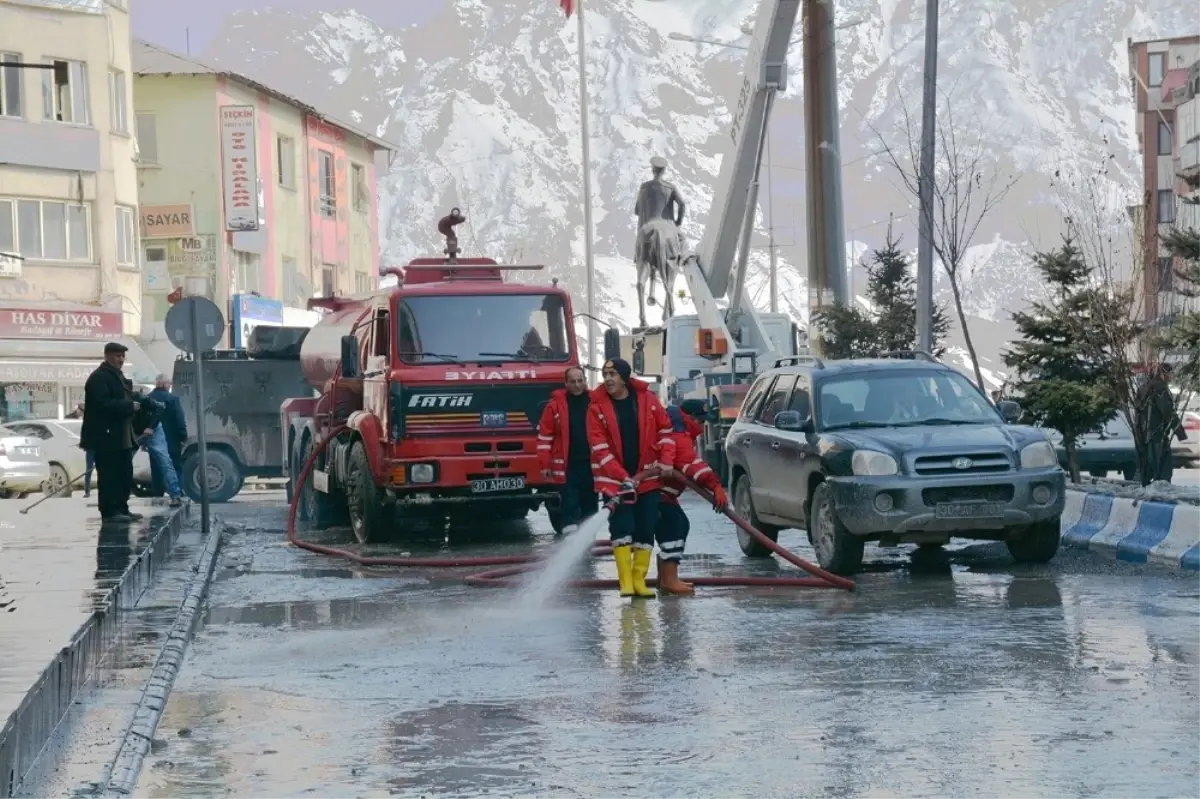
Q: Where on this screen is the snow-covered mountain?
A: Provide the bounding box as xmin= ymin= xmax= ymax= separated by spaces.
xmin=193 ymin=0 xmax=1194 ymax=384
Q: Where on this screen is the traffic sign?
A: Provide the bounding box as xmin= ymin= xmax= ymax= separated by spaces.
xmin=165 ymin=296 xmax=224 ymax=354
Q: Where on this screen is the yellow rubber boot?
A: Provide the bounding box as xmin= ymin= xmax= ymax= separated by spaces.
xmin=613 ymin=545 xmax=634 ymax=597
xmin=630 ymin=548 xmax=657 ymax=599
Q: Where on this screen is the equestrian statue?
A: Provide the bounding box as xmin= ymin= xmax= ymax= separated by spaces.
xmin=633 ymin=156 xmax=686 ymax=329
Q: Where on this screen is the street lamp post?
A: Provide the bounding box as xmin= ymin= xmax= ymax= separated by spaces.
xmin=576 ymin=0 xmax=598 ymax=375
xmin=915 ymin=0 xmax=939 ymax=354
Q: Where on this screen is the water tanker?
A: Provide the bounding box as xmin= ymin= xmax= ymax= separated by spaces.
xmin=282 ymin=210 xmax=594 ymax=543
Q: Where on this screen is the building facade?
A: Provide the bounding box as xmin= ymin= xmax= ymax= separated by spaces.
xmin=131 ymin=40 xmax=392 ymax=370
xmin=0 ymin=0 xmax=157 ymax=420
xmin=1128 ymin=35 xmax=1200 ymax=331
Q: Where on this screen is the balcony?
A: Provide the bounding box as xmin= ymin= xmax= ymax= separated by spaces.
xmin=1178 ymin=139 xmax=1200 ymax=185
xmin=0 ymin=118 xmax=100 ymax=173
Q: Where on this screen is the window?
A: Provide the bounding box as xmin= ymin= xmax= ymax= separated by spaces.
xmin=135 ymin=113 xmax=158 ymax=164
xmin=739 ymin=375 xmax=775 ymax=421
xmin=786 ymin=383 xmax=812 ymax=417
xmin=42 ymin=59 xmax=89 ymax=124
xmin=1158 ymin=120 xmax=1173 ymax=155
xmin=108 ymin=70 xmax=128 ymax=134
xmin=0 ymin=53 xmax=21 ymax=118
xmin=1157 ymin=256 xmax=1175 ymax=292
xmin=1148 ymin=53 xmax=1165 ymax=88
xmin=1157 ymin=189 xmax=1176 ymax=224
xmin=277 ymin=136 xmax=296 ymax=190
xmin=756 ymin=374 xmax=797 ymax=426
xmin=817 ymin=370 xmax=1000 ymax=429
xmin=235 ymin=251 xmax=260 ymax=293
xmin=0 ymin=198 xmax=90 ymax=261
xmin=352 ymin=163 xmax=368 ymax=212
xmin=321 ymin=264 xmax=335 ymax=297
xmin=0 ymin=384 xmax=59 ymax=423
xmin=115 ymin=205 xmax=136 ymax=266
xmin=318 ymin=150 xmax=335 ymax=219
xmin=282 ymin=255 xmax=309 ymax=306
xmin=354 ymin=270 xmax=373 ymax=293
xmin=397 ymin=294 xmax=571 ymax=364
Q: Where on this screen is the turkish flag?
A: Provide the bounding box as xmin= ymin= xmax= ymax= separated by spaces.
xmin=559 ymin=0 xmax=574 ymax=18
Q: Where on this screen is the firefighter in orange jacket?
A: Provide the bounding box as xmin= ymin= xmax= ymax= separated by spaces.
xmin=536 ymin=366 xmax=597 ymax=535
xmin=587 ymin=358 xmax=676 ymax=599
xmin=656 ymin=400 xmax=728 ymax=594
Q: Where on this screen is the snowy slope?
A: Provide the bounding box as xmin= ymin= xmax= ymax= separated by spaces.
xmin=196 ymin=0 xmax=1195 ymax=379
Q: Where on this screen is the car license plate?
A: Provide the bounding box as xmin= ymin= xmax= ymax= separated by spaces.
xmin=470 ymin=476 xmax=525 ymax=493
xmin=935 ymin=501 xmax=1003 ymax=519
xmin=480 ymin=411 xmax=508 ymax=428
xmin=17 ymin=447 xmax=36 ymax=456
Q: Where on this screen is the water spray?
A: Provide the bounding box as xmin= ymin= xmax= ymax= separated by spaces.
xmin=287 ymin=426 xmax=854 ymax=592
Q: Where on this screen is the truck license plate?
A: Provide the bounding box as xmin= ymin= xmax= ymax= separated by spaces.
xmin=480 ymin=411 xmax=508 ymax=428
xmin=935 ymin=501 xmax=1003 ymax=519
xmin=471 ymin=477 xmax=525 ymax=493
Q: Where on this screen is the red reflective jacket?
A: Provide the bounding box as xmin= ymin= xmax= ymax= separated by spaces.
xmin=535 ymin=389 xmax=570 ymax=483
xmin=586 ymin=377 xmax=675 ymax=496
xmin=662 ymin=412 xmax=721 ymax=505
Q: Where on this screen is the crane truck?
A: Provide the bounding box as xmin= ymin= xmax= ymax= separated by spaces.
xmin=614 ymin=0 xmax=846 ymax=485
xmin=281 ymin=212 xmax=584 ymax=543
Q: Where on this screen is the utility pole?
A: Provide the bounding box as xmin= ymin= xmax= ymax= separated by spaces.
xmin=575 ymin=0 xmax=598 ymax=376
xmin=802 ymin=0 xmax=849 ymax=356
xmin=767 ymin=131 xmax=778 ymax=313
xmin=915 ymin=0 xmax=939 ymax=353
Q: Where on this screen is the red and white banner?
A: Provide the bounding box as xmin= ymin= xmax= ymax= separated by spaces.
xmin=219 ymin=105 xmax=259 ymax=233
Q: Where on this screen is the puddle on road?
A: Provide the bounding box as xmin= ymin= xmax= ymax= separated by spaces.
xmin=203 ymin=596 xmax=413 ymax=629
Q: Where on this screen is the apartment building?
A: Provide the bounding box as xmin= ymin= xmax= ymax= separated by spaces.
xmin=1128 ymin=35 xmax=1200 ymax=332
xmin=130 ymin=40 xmax=394 ymax=369
xmin=0 ymin=0 xmax=157 ymax=421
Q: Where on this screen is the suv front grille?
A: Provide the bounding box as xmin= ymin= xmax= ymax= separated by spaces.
xmin=913 ymin=452 xmax=1010 ymax=476
xmin=923 ymin=484 xmax=1014 ymax=506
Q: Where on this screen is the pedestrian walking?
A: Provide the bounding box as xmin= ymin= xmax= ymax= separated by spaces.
xmin=148 ymin=373 xmax=187 ymax=498
xmin=537 ymin=366 xmax=598 ymax=535
xmin=80 ymin=343 xmax=144 ymax=523
xmin=587 ymin=358 xmax=676 ymax=600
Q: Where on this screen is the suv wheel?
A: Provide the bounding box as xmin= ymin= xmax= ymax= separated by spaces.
xmin=733 ymin=474 xmax=780 ymax=557
xmin=809 ymin=482 xmax=865 ymax=576
xmin=1006 ymin=517 xmax=1061 ymax=564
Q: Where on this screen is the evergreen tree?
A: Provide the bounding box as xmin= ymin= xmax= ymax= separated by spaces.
xmin=1158 ymin=198 xmax=1200 ymax=393
xmin=1004 ymin=239 xmax=1117 ymax=482
xmin=816 ymin=231 xmax=950 ymax=358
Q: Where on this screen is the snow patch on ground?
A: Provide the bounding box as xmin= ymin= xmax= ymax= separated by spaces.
xmin=1069 ymin=478 xmax=1200 ymax=507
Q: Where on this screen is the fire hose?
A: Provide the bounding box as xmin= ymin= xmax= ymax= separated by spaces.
xmin=287 ymin=426 xmax=855 ymax=592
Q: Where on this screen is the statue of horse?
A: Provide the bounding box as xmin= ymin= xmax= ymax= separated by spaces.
xmin=634 ymin=218 xmax=683 ymax=329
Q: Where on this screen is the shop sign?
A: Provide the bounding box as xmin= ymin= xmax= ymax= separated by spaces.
xmin=0 ymin=308 xmax=123 ymax=340
xmin=0 ymin=361 xmax=96 ymax=383
xmin=0 ymin=252 xmax=21 ymax=279
xmin=140 ymin=204 xmax=195 ymax=238
xmin=220 ymin=105 xmax=259 ymax=232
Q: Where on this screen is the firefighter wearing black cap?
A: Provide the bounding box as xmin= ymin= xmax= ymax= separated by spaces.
xmin=81 ymin=342 xmax=146 ymax=523
xmin=586 ymin=357 xmax=676 ymax=599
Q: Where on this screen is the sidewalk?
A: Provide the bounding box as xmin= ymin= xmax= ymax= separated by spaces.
xmin=0 ymin=496 xmax=189 ymax=796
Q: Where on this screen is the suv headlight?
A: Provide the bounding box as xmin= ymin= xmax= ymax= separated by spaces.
xmin=851 ymin=450 xmax=898 ymax=476
xmin=1020 ymin=441 xmax=1057 ymax=470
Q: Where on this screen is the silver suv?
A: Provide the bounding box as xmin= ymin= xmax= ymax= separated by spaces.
xmin=724 ymin=353 xmax=1067 ymax=575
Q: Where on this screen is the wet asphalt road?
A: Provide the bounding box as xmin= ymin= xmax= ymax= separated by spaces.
xmin=25 ymin=490 xmax=1200 ymax=798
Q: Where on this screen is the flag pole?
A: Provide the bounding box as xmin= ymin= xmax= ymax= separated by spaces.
xmin=575 ymin=0 xmax=598 ymax=377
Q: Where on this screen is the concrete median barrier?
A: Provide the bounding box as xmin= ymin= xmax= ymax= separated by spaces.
xmin=0 ymin=504 xmax=190 ymax=798
xmin=1062 ymin=489 xmax=1200 ymax=572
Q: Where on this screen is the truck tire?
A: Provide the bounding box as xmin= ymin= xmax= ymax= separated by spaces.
xmin=346 ymin=441 xmax=386 ymax=544
xmin=809 ymin=482 xmax=865 ymax=576
xmin=297 ymin=436 xmax=346 ymax=528
xmin=182 ymin=449 xmax=242 ymax=504
xmin=733 ymin=473 xmax=780 ymax=557
xmin=1006 ymin=517 xmax=1062 ymax=564
xmin=293 ymin=439 xmax=311 ymax=521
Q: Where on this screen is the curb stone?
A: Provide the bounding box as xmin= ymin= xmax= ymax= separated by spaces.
xmin=1062 ymin=489 xmax=1200 ymax=571
xmin=0 ymin=505 xmax=191 ymax=799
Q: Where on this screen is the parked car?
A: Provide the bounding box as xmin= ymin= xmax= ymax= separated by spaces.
xmin=724 ymin=353 xmax=1067 ymax=575
xmin=0 ymin=430 xmax=50 ymax=499
xmin=2 ymin=419 xmax=89 ymax=497
xmin=1172 ymin=411 xmax=1199 ymax=468
xmin=1041 ymin=416 xmax=1138 ymax=480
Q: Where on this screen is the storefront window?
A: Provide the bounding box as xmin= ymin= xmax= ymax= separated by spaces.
xmin=0 ymin=382 xmax=60 ymax=422
xmin=65 ymin=385 xmax=85 ymax=416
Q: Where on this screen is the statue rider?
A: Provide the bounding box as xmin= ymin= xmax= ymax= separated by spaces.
xmin=634 ymin=156 xmax=686 ymax=264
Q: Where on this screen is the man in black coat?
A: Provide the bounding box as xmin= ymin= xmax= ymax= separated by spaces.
xmin=81 ymin=343 xmax=152 ymax=522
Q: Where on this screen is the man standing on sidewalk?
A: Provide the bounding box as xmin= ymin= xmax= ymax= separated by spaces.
xmin=537 ymin=366 xmax=597 ymax=535
xmin=148 ymin=374 xmax=188 ymax=496
xmin=81 ymin=343 xmax=143 ymax=523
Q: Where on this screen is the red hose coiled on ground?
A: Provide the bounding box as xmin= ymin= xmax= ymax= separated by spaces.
xmin=286 ymin=425 xmax=854 ymax=591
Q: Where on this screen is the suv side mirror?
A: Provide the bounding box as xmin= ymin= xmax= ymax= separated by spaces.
xmin=774 ymin=410 xmax=812 ymax=432
xmin=997 ymin=400 xmax=1021 ymax=424
xmin=340 ymin=334 xmax=361 ymax=379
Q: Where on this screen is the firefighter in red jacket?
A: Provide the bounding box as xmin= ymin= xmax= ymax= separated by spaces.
xmin=656 ymin=399 xmax=728 ymax=595
xmin=587 ymin=358 xmax=676 ymax=599
xmin=536 ymin=366 xmax=597 ymax=535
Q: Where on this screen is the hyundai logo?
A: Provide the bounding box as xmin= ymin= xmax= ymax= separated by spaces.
xmin=952 ymin=457 xmax=973 ymax=470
